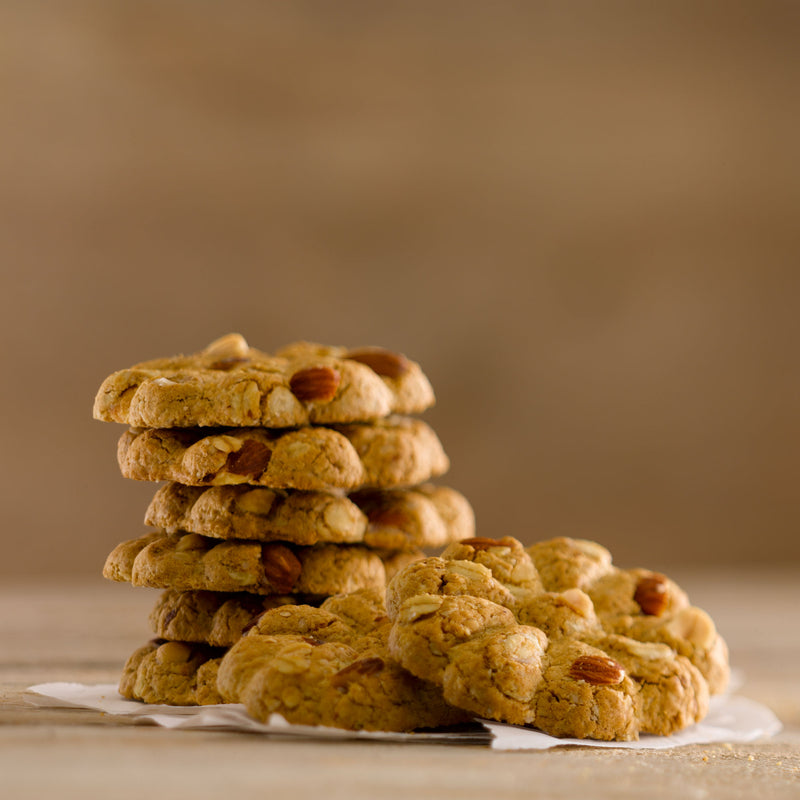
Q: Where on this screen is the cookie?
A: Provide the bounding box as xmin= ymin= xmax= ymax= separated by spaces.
xmin=94 ymin=333 xmax=435 ymax=428
xmin=117 ymin=416 xmax=449 ymax=491
xmin=445 ymin=537 xmax=727 ymax=692
xmin=145 ymin=482 xmax=474 ymax=549
xmin=216 ymin=589 xmax=470 ymax=731
xmin=385 ymin=556 xmax=518 ymax=619
xmin=103 ymin=532 xmax=387 ymax=596
xmin=119 ymin=639 xmax=225 ymax=705
xmin=149 ymin=589 xmax=313 ymax=647
xmin=385 ymin=536 xmax=728 ymax=740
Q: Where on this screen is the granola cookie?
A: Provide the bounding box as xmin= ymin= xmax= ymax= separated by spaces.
xmin=385 ymin=536 xmax=728 ymax=740
xmin=149 ymin=589 xmax=313 ymax=647
xmin=103 ymin=532 xmax=386 ymax=595
xmin=119 ymin=639 xmax=225 ymax=705
xmin=145 ymin=482 xmax=473 ymax=549
xmin=94 ymin=334 xmax=434 ymax=428
xmin=476 ymin=537 xmax=730 ymax=694
xmin=217 ymin=589 xmax=469 ymax=731
xmin=117 ymin=416 xmax=449 ymax=491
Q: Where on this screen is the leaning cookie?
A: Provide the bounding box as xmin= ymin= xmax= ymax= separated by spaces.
xmin=385 ymin=537 xmax=727 ymax=740
xmin=119 ymin=640 xmax=226 ymax=705
xmin=103 ymin=532 xmax=387 ymax=596
xmin=94 ymin=333 xmax=435 ymax=428
xmin=117 ymin=416 xmax=449 ymax=491
xmin=216 ymin=590 xmax=470 ymax=732
xmin=145 ymin=482 xmax=474 ymax=549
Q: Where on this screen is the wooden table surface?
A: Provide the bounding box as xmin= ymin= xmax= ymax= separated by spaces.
xmin=1 ymin=568 xmax=798 ymax=800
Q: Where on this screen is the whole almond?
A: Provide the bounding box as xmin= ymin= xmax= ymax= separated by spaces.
xmin=226 ymin=440 xmax=272 ymax=477
xmin=634 ymin=573 xmax=670 ymax=616
xmin=365 ymin=505 xmax=412 ymax=531
xmin=289 ymin=366 xmax=341 ymax=402
xmin=568 ymin=654 xmax=625 ymax=685
xmin=345 ymin=348 xmax=410 ymax=379
xmin=262 ymin=543 xmax=302 ymax=594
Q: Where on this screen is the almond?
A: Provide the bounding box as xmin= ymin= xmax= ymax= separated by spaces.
xmin=568 ymin=654 xmax=625 ymax=685
xmin=261 ymin=543 xmax=302 ymax=594
xmin=330 ymin=656 xmax=385 ymax=688
xmin=460 ymin=536 xmax=518 ymax=551
xmin=345 ymin=348 xmax=410 ymax=379
xmin=634 ymin=573 xmax=670 ymax=616
xmin=203 ymin=333 xmax=250 ymax=361
xmin=157 ymin=641 xmax=193 ymax=664
xmin=226 ymin=440 xmax=272 ymax=477
xmin=289 ymin=366 xmax=341 ymax=402
xmin=365 ymin=505 xmax=412 ymax=531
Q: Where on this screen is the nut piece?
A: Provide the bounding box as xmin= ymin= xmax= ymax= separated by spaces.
xmin=235 ymin=488 xmax=277 ymax=515
xmin=568 ymin=654 xmax=626 ymax=685
xmin=447 ymin=561 xmax=493 ymax=581
xmin=366 ymin=505 xmax=412 ymax=531
xmin=345 ymin=348 xmax=410 ymax=379
xmin=157 ymin=641 xmax=193 ymax=664
xmin=176 ymin=533 xmax=209 ymax=552
xmin=666 ymin=607 xmax=716 ymax=649
xmin=634 ymin=574 xmax=670 ymax=616
xmin=204 ymin=333 xmax=250 ymax=361
xmin=226 ymin=440 xmax=272 ymax=477
xmin=330 ymin=656 xmax=385 ymax=688
xmin=460 ymin=537 xmax=518 ymax=551
xmin=262 ymin=543 xmax=303 ymax=593
xmin=289 ymin=366 xmax=341 ymax=402
xmin=398 ymin=594 xmax=445 ymax=622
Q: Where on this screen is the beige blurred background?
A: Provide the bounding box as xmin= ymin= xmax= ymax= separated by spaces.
xmin=1 ymin=1 xmax=798 ymax=577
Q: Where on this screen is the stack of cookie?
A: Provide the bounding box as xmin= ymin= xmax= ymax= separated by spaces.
xmin=95 ymin=334 xmax=474 ymax=706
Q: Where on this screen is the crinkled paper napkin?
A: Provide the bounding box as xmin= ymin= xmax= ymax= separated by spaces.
xmin=25 ymin=681 xmax=781 ymax=750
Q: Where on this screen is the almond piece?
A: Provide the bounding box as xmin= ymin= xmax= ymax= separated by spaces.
xmin=157 ymin=641 xmax=193 ymax=664
xmin=262 ymin=543 xmax=302 ymax=593
xmin=330 ymin=656 xmax=385 ymax=688
xmin=634 ymin=573 xmax=670 ymax=616
xmin=345 ymin=348 xmax=410 ymax=379
xmin=289 ymin=366 xmax=341 ymax=402
xmin=204 ymin=333 xmax=250 ymax=361
xmin=568 ymin=654 xmax=625 ymax=685
xmin=460 ymin=537 xmax=518 ymax=551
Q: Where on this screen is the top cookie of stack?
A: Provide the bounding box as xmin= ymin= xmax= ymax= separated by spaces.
xmin=94 ymin=333 xmax=435 ymax=429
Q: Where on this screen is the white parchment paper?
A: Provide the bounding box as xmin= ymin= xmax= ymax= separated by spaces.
xmin=25 ymin=682 xmax=781 ymax=750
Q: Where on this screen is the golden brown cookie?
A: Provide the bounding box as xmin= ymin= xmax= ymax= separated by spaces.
xmin=94 ymin=334 xmax=435 ymax=428
xmin=119 ymin=639 xmax=225 ymax=705
xmin=460 ymin=536 xmax=729 ymax=694
xmin=94 ymin=334 xmax=434 ymax=428
xmin=117 ymin=416 xmax=449 ymax=491
xmin=103 ymin=532 xmax=387 ymax=596
xmin=145 ymin=482 xmax=473 ymax=549
xmin=149 ymin=589 xmax=312 ymax=647
xmin=216 ymin=589 xmax=470 ymax=731
xmin=385 ymin=535 xmax=728 ymax=740
xmin=385 ymin=556 xmax=517 ymax=619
